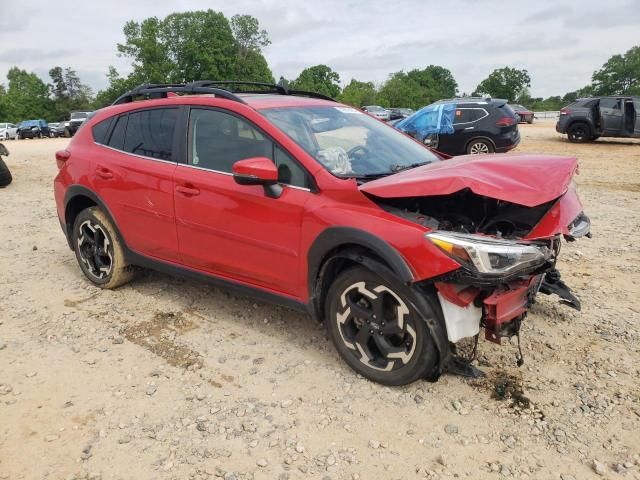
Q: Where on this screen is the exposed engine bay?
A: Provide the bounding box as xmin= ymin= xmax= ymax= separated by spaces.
xmin=370 ymin=188 xmax=556 ymax=239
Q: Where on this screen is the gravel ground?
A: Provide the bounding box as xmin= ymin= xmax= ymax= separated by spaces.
xmin=0 ymin=124 xmax=639 ymax=480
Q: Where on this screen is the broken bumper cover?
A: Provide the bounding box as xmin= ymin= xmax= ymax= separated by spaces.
xmin=435 ymin=267 xmax=579 ymax=345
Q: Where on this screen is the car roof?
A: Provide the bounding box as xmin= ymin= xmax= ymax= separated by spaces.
xmin=237 ymin=93 xmax=338 ymax=109
xmin=431 ymin=97 xmax=506 ymax=106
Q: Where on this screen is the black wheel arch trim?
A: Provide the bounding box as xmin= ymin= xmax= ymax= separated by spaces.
xmin=307 ymin=227 xmax=414 ymax=319
xmin=63 ymin=185 xmax=124 ymax=251
xmin=465 ymin=136 xmax=496 ymax=151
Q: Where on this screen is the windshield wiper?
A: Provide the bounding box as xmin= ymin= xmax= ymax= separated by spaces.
xmin=389 ymin=162 xmax=427 ymax=173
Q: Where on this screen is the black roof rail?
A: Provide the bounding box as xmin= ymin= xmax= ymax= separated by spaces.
xmin=111 ymin=80 xmax=336 ymax=106
xmin=112 ymin=82 xmax=247 ymax=106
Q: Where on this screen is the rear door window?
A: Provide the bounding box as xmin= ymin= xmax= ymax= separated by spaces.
xmin=123 ymin=108 xmax=178 ymax=161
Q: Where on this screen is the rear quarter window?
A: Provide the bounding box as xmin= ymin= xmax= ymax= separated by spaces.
xmin=92 ymin=117 xmax=114 ymax=144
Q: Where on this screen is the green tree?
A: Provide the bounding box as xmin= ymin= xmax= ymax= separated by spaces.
xmin=589 ymin=45 xmax=640 ymax=95
xmin=338 ymin=79 xmax=377 ymax=107
xmin=48 ymin=66 xmax=93 ymax=121
xmin=118 ymin=10 xmax=238 ymax=83
xmin=474 ymin=67 xmax=531 ymax=102
xmin=290 ymin=65 xmax=341 ymax=98
xmin=94 ymin=66 xmax=139 ymax=108
xmin=1 ymin=67 xmax=51 ymax=122
xmin=230 ymin=14 xmax=273 ymax=83
xmin=377 ymin=65 xmax=457 ymax=109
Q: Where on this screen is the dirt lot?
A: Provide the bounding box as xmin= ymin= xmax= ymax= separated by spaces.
xmin=1 ymin=124 xmax=639 ymax=480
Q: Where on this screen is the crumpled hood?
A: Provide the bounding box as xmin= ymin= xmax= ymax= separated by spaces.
xmin=360 ymin=153 xmax=578 ymax=207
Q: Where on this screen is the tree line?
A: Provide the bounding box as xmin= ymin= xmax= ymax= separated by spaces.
xmin=1 ymin=9 xmax=639 ymax=123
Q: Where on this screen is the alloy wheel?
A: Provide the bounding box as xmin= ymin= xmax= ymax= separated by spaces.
xmin=469 ymin=142 xmax=490 ymax=154
xmin=335 ymin=281 xmax=417 ymax=372
xmin=76 ymin=220 xmax=113 ymax=280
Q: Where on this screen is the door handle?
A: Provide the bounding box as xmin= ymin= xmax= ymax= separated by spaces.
xmin=176 ymin=185 xmax=200 ymax=196
xmin=95 ymin=167 xmax=113 ymax=179
xmin=464 ymin=126 xmax=475 ymax=130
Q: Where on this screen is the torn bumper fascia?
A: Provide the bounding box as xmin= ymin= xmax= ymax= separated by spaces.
xmin=435 ymin=276 xmax=541 ymax=344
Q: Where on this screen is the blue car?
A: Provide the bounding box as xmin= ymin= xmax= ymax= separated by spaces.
xmin=17 ymin=119 xmax=49 ymax=139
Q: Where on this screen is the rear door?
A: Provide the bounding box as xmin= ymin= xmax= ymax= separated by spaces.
xmin=173 ymin=107 xmax=312 ymax=298
xmin=91 ymin=107 xmax=181 ymax=262
xmin=599 ymin=98 xmax=623 ymax=135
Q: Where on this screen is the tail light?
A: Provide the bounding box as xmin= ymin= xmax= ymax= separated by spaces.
xmin=55 ymin=150 xmax=70 ymax=169
xmin=496 ymin=116 xmax=516 ymax=127
xmin=560 ymin=108 xmax=570 ymax=116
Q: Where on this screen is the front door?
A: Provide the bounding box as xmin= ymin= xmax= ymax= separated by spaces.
xmin=173 ymin=107 xmax=313 ymax=299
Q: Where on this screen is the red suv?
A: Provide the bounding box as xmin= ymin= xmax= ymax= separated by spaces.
xmin=54 ymin=81 xmax=590 ymax=386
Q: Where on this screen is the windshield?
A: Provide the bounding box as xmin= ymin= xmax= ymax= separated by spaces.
xmin=365 ymin=106 xmax=384 ymax=112
xmin=70 ymin=112 xmax=89 ymax=120
xmin=260 ymin=106 xmax=440 ymax=178
xmin=511 ymin=104 xmax=526 ymax=111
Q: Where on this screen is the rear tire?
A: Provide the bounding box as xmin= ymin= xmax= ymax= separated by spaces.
xmin=325 ymin=266 xmax=438 ymax=386
xmin=466 ymin=139 xmax=494 ymax=154
xmin=72 ymin=207 xmax=135 ymax=289
xmin=567 ymin=123 xmax=591 ymax=143
xmin=0 ymin=157 xmax=12 ymax=187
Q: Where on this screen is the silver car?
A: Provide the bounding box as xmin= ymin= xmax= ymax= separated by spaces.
xmin=362 ymin=105 xmax=391 ymax=121
xmin=0 ymin=123 xmax=18 ymax=140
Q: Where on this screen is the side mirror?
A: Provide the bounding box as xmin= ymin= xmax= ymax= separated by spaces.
xmin=232 ymin=157 xmax=282 ymax=198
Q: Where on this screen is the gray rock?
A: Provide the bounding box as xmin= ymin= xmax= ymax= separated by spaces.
xmin=444 ymin=424 xmax=458 ymax=435
xmin=593 ymin=460 xmax=607 ymax=476
xmin=256 ymin=458 xmax=269 ymax=467
xmin=146 ymin=385 xmax=157 ymax=396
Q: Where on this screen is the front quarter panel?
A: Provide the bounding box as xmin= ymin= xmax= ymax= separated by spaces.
xmin=301 ymin=191 xmax=462 ymax=290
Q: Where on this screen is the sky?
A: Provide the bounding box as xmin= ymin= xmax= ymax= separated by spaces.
xmin=1 ymin=0 xmax=639 ymax=98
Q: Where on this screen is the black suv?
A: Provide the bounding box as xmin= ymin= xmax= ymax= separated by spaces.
xmin=395 ymin=97 xmax=520 ymax=155
xmin=556 ymin=96 xmax=640 ymax=143
xmin=64 ymin=111 xmax=93 ymax=137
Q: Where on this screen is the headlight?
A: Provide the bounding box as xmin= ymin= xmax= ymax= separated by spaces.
xmin=426 ymin=231 xmax=551 ymax=277
xmin=65 ymin=122 xmax=70 ymax=127
xmin=567 ymin=212 xmax=591 ymax=239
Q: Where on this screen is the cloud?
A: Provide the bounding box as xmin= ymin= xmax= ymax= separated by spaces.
xmin=0 ymin=0 xmax=638 ymax=100
xmin=0 ymin=48 xmax=75 ymax=63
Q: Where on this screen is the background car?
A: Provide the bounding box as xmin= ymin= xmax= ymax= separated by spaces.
xmin=17 ymin=119 xmax=49 ymax=139
xmin=388 ymin=108 xmax=414 ymax=121
xmin=48 ymin=122 xmax=60 ymax=137
xmin=510 ymin=104 xmax=534 ymax=123
xmin=64 ymin=111 xmax=93 ymax=137
xmin=395 ymin=97 xmax=520 ymax=155
xmin=0 ymin=123 xmax=18 ymax=140
xmin=556 ymin=96 xmax=640 ymax=142
xmin=49 ymin=122 xmax=66 ymax=137
xmin=361 ymin=105 xmax=391 ymax=121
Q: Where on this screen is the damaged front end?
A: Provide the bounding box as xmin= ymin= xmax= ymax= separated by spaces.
xmin=367 ymin=181 xmax=590 ymax=376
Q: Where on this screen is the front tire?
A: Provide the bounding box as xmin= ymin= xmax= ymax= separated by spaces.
xmin=325 ymin=266 xmax=438 ymax=386
xmin=466 ymin=139 xmax=494 ymax=154
xmin=72 ymin=207 xmax=135 ymax=289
